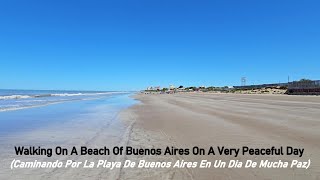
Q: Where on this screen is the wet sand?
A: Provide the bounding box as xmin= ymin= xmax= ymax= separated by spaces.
xmin=121 ymin=93 xmax=320 ymax=179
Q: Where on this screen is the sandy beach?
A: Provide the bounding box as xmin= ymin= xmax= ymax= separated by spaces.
xmin=1 ymin=93 xmax=320 ymax=179
xmin=120 ymin=93 xmax=320 ymax=179
xmin=2 ymin=0 xmax=320 ymax=179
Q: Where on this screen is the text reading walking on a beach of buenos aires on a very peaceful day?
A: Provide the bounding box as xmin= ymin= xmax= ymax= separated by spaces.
xmin=15 ymin=146 xmax=304 ymax=157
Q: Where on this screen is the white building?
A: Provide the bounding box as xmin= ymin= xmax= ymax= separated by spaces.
xmin=169 ymin=85 xmax=175 ymax=90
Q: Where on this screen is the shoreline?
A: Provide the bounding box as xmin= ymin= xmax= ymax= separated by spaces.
xmin=0 ymin=94 xmax=137 ymax=180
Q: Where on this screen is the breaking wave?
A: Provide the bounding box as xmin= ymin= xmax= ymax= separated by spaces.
xmin=0 ymin=90 xmax=129 ymax=112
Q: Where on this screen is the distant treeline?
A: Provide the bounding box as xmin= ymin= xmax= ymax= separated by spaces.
xmin=145 ymin=79 xmax=319 ymax=92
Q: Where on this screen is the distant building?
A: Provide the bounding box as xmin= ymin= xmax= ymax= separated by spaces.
xmin=169 ymin=85 xmax=175 ymax=90
xmin=286 ymin=80 xmax=320 ymax=95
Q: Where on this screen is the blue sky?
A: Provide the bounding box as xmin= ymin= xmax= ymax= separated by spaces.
xmin=0 ymin=0 xmax=319 ymax=91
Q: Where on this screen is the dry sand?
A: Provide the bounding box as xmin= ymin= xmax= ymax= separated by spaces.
xmin=120 ymin=93 xmax=320 ymax=179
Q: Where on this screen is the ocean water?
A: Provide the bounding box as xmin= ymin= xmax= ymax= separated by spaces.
xmin=0 ymin=91 xmax=137 ymax=137
xmin=0 ymin=89 xmax=127 ymax=111
xmin=0 ymin=89 xmax=136 ymax=136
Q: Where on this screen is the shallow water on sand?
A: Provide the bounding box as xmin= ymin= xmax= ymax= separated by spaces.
xmin=0 ymin=93 xmax=137 ymax=179
xmin=0 ymin=93 xmax=136 ymax=136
